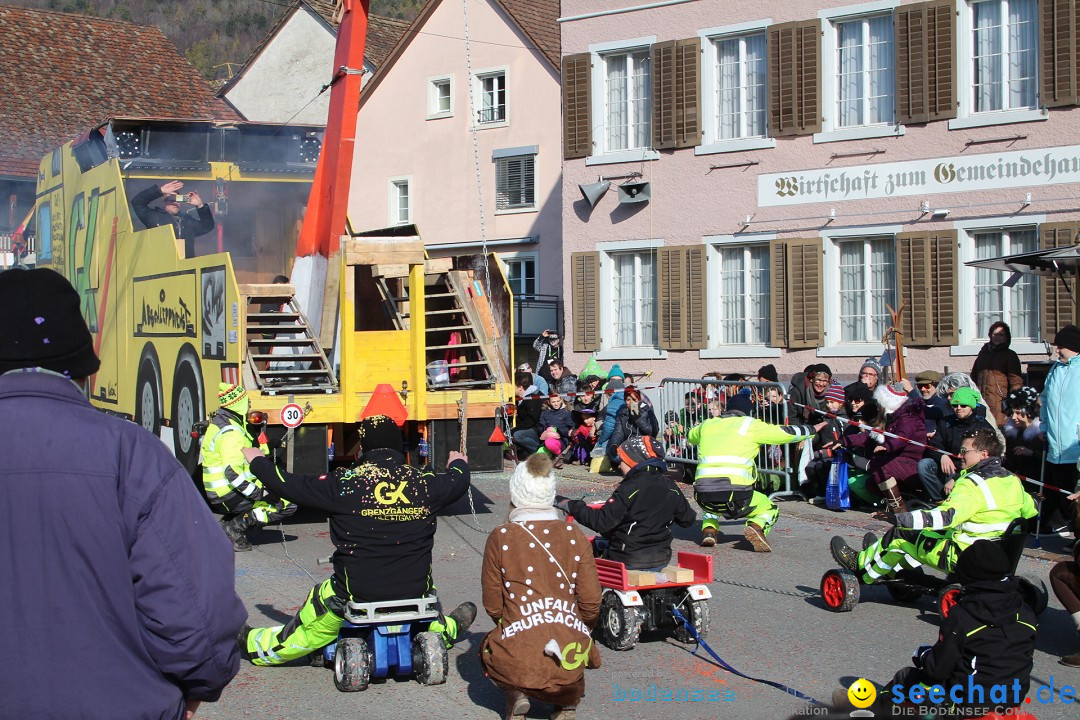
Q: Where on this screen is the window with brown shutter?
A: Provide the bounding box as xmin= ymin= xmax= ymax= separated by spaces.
xmin=896 ymin=0 xmax=957 ymax=124
xmin=1041 ymin=0 xmax=1080 ymax=107
xmin=562 ymin=53 xmax=592 ymax=159
xmin=657 ymin=246 xmax=707 ymax=350
xmin=652 ymin=38 xmax=702 ymax=150
xmin=1038 ymin=222 xmax=1078 ymax=339
xmin=895 ymin=230 xmax=959 ymax=346
xmin=769 ymin=237 xmax=823 ymax=348
xmin=571 ymin=251 xmax=600 ymax=351
xmin=768 ymin=21 xmax=822 ymax=136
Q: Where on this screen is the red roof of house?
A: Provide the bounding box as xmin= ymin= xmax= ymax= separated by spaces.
xmin=0 ymin=5 xmax=236 ymax=179
xmin=495 ymin=0 xmax=561 ymax=70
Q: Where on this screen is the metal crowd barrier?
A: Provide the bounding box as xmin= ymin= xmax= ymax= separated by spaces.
xmin=657 ymin=377 xmax=805 ymax=501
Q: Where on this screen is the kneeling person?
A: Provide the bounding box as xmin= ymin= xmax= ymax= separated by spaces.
xmin=200 ymin=382 xmax=296 ymax=551
xmin=239 ymin=414 xmax=476 ymax=665
xmin=688 ymin=394 xmax=822 ymax=552
xmin=556 ymin=436 xmax=696 ymax=571
xmin=831 ymin=426 xmax=1036 ymax=584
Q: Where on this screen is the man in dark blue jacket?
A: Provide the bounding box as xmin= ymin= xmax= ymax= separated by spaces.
xmin=0 ymin=268 xmax=245 ymax=720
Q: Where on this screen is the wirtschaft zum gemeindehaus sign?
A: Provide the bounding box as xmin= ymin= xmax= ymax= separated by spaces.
xmin=758 ymin=143 xmax=1080 ymax=207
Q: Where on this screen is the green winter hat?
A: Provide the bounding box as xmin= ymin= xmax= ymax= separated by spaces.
xmin=950 ymin=386 xmax=980 ymax=408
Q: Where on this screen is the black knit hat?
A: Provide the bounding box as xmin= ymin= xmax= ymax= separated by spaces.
xmin=757 ymin=364 xmax=778 ymax=383
xmin=955 ymin=540 xmax=1011 ymax=584
xmin=1053 ymin=324 xmax=1080 ymax=353
xmin=0 ymin=268 xmax=100 ymax=378
xmin=358 ymin=414 xmax=404 ymax=454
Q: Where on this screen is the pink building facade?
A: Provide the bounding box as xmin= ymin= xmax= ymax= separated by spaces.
xmin=559 ymin=0 xmax=1078 ymax=384
xmin=352 ymin=0 xmax=564 ymax=328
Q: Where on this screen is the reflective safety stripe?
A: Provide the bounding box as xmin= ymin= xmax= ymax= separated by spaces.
xmin=967 ymin=474 xmax=997 ymax=511
xmin=700 ymin=455 xmax=754 ymax=466
xmin=203 ymin=465 xmax=225 ymax=474
xmin=911 ymin=514 xmax=924 ymax=531
xmin=738 ymin=417 xmax=753 ymax=436
xmin=696 ymin=466 xmax=755 ymax=481
xmin=958 ymin=520 xmax=1012 ymax=534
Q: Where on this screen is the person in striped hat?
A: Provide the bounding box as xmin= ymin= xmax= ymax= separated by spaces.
xmin=199 ymin=382 xmax=296 ymax=551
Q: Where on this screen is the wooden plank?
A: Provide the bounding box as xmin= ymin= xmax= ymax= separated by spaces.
xmin=424 ymin=257 xmax=454 ymax=274
xmin=373 ymin=263 xmax=410 ymax=278
xmin=343 ymin=236 xmax=425 ymax=266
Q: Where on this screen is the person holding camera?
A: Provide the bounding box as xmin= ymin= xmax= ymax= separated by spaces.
xmin=130 ymin=179 xmax=215 ymax=258
xmin=533 ymin=330 xmax=563 ymax=385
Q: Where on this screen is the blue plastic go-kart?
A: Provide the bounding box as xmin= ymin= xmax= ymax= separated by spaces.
xmin=318 ymin=595 xmax=448 ymax=692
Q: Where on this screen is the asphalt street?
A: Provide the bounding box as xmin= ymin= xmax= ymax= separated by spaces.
xmin=200 ymin=464 xmax=1079 ymax=720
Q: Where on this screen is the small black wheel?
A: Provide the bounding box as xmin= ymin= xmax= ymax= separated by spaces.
xmin=1017 ymin=574 xmax=1049 ymax=615
xmin=673 ymin=599 xmax=710 ymax=643
xmin=412 ymin=631 xmax=448 ymax=685
xmin=334 ymin=637 xmax=372 ymax=692
xmin=598 ymin=592 xmax=643 ymax=651
xmin=821 ymin=569 xmax=860 ymax=612
xmin=938 ymin=583 xmax=963 ymax=619
xmin=171 ymin=356 xmax=203 ymax=475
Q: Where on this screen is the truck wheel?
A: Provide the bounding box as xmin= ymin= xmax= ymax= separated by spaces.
xmin=334 ymin=637 xmax=372 ymax=692
xmin=135 ymin=360 xmax=161 ymax=436
xmin=938 ymin=583 xmax=962 ymax=619
xmin=673 ymin=599 xmax=710 ymax=643
xmin=1017 ymin=575 xmax=1049 ymax=615
xmin=821 ymin=569 xmax=860 ymax=612
xmin=598 ymin=592 xmax=642 ymax=651
xmin=171 ymin=358 xmax=202 ymax=475
xmin=412 ymin=631 xmax=448 ymax=685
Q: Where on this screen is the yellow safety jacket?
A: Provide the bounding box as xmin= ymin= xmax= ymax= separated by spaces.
xmin=894 ymin=456 xmax=1037 ymax=551
xmin=199 ymin=409 xmax=268 ymax=505
xmin=687 ymin=413 xmax=814 ymax=493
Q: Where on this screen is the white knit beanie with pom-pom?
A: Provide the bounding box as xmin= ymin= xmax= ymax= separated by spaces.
xmin=509 ymin=453 xmax=556 ymax=509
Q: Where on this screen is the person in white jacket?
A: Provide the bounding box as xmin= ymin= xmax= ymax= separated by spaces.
xmin=1040 ymin=324 xmax=1080 ymax=546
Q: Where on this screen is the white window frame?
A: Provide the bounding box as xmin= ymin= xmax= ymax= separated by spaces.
xmin=815 ymin=1 xmax=906 ymax=144
xmin=472 ymin=66 xmax=509 ymax=129
xmin=594 ymin=238 xmax=667 ymax=360
xmin=493 ymin=146 xmax=538 ymax=215
xmin=387 ymin=176 xmax=411 ymax=226
xmin=701 ymin=234 xmax=780 ymax=358
xmin=819 ymin=224 xmax=903 ymax=357
xmin=952 ymin=214 xmax=1047 ymax=355
xmin=427 ymin=74 xmax=454 ymax=119
xmin=950 ymin=0 xmax=1047 ymax=129
xmin=499 ymin=251 xmax=539 ymax=299
xmin=697 ymin=20 xmax=777 ymax=156
xmin=586 ymin=37 xmax=661 ymax=166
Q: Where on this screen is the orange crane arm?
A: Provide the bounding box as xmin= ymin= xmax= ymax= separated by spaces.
xmin=296 ymin=0 xmax=370 ymax=258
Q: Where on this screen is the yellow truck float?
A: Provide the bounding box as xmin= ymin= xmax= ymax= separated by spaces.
xmin=30 ymin=117 xmax=513 ymax=475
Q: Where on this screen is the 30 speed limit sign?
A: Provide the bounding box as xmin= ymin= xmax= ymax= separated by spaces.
xmin=280 ymin=403 xmax=305 ymax=429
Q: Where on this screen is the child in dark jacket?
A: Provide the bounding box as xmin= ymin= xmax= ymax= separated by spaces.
xmin=567 ymin=408 xmax=598 ymax=465
xmin=556 ymin=436 xmax=696 ymax=571
xmin=538 ymin=394 xmax=574 ymax=465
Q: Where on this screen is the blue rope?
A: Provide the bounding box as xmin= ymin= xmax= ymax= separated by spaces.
xmin=671 ymin=607 xmax=825 ymax=706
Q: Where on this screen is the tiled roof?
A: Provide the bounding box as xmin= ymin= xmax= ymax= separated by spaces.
xmin=495 ymin=0 xmax=561 ymax=70
xmin=0 ymin=5 xmax=235 ymax=179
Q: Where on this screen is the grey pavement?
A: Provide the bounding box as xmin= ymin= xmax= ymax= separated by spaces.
xmin=201 ymin=464 xmax=1080 ymax=720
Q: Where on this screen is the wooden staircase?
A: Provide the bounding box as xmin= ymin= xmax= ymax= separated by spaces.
xmin=373 ymin=267 xmax=506 ymax=390
xmin=240 ymin=284 xmax=338 ymax=395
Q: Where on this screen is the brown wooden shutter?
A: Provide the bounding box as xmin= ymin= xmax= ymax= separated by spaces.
xmin=1039 ymin=222 xmax=1078 ymax=339
xmin=895 ymin=230 xmax=958 ymax=346
xmin=562 ymin=53 xmax=592 ymax=159
xmin=571 ymin=252 xmax=600 ymax=351
xmin=769 ymin=237 xmax=823 ymax=348
xmin=657 ymin=246 xmax=707 ymax=350
xmin=768 ymin=20 xmax=822 ymax=136
xmin=896 ymin=0 xmax=957 ymax=124
xmin=651 ymin=38 xmax=702 ymax=150
xmin=1041 ymin=0 xmax=1080 ymax=108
